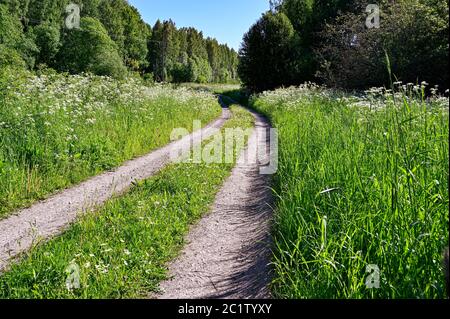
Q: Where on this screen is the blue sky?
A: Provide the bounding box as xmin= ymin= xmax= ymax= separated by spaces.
xmin=128 ymin=0 xmax=270 ymax=51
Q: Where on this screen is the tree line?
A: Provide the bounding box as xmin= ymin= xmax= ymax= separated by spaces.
xmin=239 ymin=0 xmax=449 ymax=92
xmin=0 ymin=0 xmax=239 ymax=83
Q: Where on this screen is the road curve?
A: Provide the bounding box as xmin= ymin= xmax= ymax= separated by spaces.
xmin=157 ymin=107 xmax=274 ymax=299
xmin=0 ymin=105 xmax=231 ymax=272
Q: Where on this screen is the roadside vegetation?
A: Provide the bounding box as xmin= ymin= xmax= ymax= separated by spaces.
xmin=251 ymin=84 xmax=449 ymax=298
xmin=239 ymin=0 xmax=449 ymax=299
xmin=240 ymin=0 xmax=448 ymax=92
xmin=0 ymin=105 xmax=254 ymax=299
xmin=0 ymin=68 xmax=221 ymax=218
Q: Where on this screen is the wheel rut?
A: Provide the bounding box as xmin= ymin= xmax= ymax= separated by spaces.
xmin=0 ymin=106 xmax=231 ymax=272
xmin=157 ymin=107 xmax=274 ymax=299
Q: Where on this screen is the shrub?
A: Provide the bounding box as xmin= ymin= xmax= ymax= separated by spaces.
xmin=0 ymin=44 xmax=26 ymax=69
xmin=171 ymin=62 xmax=191 ymax=83
xmin=238 ymin=12 xmax=295 ymax=92
xmin=34 ymin=22 xmax=61 ymax=67
xmin=0 ymin=3 xmax=37 ymax=69
xmin=58 ymin=17 xmax=127 ymax=79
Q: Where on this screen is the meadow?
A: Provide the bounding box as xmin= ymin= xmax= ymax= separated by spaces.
xmin=0 ymin=69 xmax=221 ymax=219
xmin=251 ymin=84 xmax=449 ymax=299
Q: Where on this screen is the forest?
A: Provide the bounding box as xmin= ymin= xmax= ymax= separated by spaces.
xmin=239 ymin=0 xmax=449 ymax=91
xmin=0 ymin=0 xmax=239 ymax=83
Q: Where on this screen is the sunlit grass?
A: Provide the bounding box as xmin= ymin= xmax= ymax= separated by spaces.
xmin=252 ymin=85 xmax=449 ymax=299
xmin=0 ymin=69 xmax=222 ymax=218
xmin=0 ymin=105 xmax=254 ymax=299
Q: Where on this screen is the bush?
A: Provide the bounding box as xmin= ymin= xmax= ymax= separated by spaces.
xmin=93 ymin=49 xmax=127 ymax=78
xmin=58 ymin=17 xmax=127 ymax=79
xmin=142 ymin=72 xmax=155 ymax=85
xmin=0 ymin=3 xmax=37 ymax=69
xmin=188 ymin=57 xmax=213 ymax=84
xmin=34 ymin=22 xmax=61 ymax=67
xmin=238 ymin=12 xmax=295 ymax=92
xmin=171 ymin=62 xmax=191 ymax=83
xmin=0 ymin=44 xmax=26 ymax=69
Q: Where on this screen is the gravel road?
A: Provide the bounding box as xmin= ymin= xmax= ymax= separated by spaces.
xmin=157 ymin=109 xmax=273 ymax=299
xmin=0 ymin=106 xmax=231 ymax=271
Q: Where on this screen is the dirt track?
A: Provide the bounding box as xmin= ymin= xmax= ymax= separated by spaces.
xmin=0 ymin=106 xmax=230 ymax=271
xmin=157 ymin=109 xmax=273 ymax=299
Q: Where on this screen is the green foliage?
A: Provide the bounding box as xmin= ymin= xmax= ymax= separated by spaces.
xmin=0 ymin=0 xmax=237 ymax=83
xmin=16 ymin=28 xmax=39 ymax=68
xmin=1 ymin=0 xmax=30 ymax=17
xmin=188 ymin=57 xmax=212 ymax=84
xmin=316 ymin=0 xmax=449 ymax=89
xmin=0 ymin=44 xmax=26 ymax=69
xmin=57 ymin=17 xmax=126 ymax=78
xmin=148 ymin=20 xmax=177 ymax=82
xmin=171 ymin=62 xmax=191 ymax=83
xmin=122 ymin=5 xmax=149 ymax=71
xmin=26 ymin=0 xmax=68 ymax=24
xmin=147 ymin=20 xmax=238 ymax=84
xmin=281 ymin=0 xmax=314 ymax=33
xmin=240 ymin=0 xmax=449 ymax=91
xmin=33 ymin=22 xmax=61 ymax=67
xmin=0 ymin=3 xmax=38 ymax=69
xmin=97 ymin=0 xmax=149 ymax=71
xmin=238 ymin=12 xmax=295 ymax=92
xmin=0 ymin=71 xmax=222 ymax=218
xmin=310 ymin=0 xmax=361 ymax=27
xmin=0 ymin=3 xmax=23 ymax=47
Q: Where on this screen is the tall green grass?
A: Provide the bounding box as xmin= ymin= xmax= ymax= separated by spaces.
xmin=252 ymin=85 xmax=449 ymax=298
xmin=0 ymin=105 xmax=254 ymax=299
xmin=0 ymin=69 xmax=221 ymax=218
